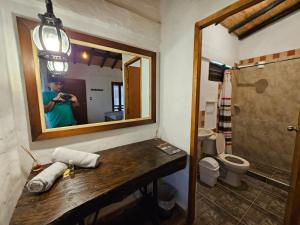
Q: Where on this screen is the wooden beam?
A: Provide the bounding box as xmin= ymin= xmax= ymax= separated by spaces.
xmin=196 ymin=0 xmax=264 ymax=28
xmin=187 ymin=25 xmax=202 ymax=225
xmin=72 ymin=45 xmax=77 ymax=64
xmin=100 ymin=51 xmax=110 ymax=67
xmin=95 ymin=52 xmax=122 ymax=60
xmin=111 ymin=58 xmax=119 ymax=69
xmin=285 ymin=111 xmax=300 ymax=225
xmin=239 ymin=2 xmax=300 ymax=40
xmin=124 ymin=56 xmax=140 ymax=67
xmin=228 ymin=0 xmax=285 ymax=33
xmin=87 ymin=48 xmax=95 ymax=66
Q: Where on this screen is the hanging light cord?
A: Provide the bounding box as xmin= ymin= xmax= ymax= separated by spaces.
xmin=45 ymin=0 xmax=54 ymax=16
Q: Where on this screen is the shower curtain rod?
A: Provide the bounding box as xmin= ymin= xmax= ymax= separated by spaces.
xmin=231 ymin=55 xmax=300 ymax=70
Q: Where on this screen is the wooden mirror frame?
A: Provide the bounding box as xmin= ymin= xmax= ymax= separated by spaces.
xmin=16 ymin=17 xmax=156 ymax=141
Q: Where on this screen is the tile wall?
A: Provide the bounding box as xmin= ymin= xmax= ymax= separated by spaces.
xmin=231 ymin=58 xmax=300 ymax=174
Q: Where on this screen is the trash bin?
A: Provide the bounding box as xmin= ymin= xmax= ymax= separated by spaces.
xmin=158 ymin=182 xmax=176 ymax=219
xmin=199 ymin=157 xmax=219 ymax=187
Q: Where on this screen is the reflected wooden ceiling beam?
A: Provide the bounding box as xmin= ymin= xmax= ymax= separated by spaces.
xmin=100 ymin=51 xmax=110 ymax=67
xmin=72 ymin=45 xmax=77 ymax=64
xmin=238 ymin=1 xmax=300 ymax=40
xmin=96 ymin=52 xmax=121 ymax=60
xmin=229 ymin=0 xmax=284 ymax=33
xmin=87 ymin=48 xmax=95 ymax=66
xmin=111 ymin=58 xmax=119 ymax=69
xmin=124 ymin=56 xmax=141 ymax=67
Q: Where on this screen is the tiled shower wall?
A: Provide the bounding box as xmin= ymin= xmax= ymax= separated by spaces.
xmin=231 ymin=58 xmax=300 ymax=173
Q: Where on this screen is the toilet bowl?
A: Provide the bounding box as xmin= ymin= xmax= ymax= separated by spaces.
xmin=202 ymin=133 xmax=250 ymax=187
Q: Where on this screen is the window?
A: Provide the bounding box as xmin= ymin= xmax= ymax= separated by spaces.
xmin=208 ymin=61 xmax=231 ymax=82
xmin=111 ymin=82 xmax=124 ymax=112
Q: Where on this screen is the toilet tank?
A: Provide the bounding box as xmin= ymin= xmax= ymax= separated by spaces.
xmin=202 ymin=134 xmax=217 ymax=155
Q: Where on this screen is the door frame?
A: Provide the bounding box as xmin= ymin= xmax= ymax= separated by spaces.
xmin=63 ymin=78 xmax=88 ymax=125
xmin=124 ymin=56 xmax=142 ymax=119
xmin=187 ymin=1 xmax=300 ymax=224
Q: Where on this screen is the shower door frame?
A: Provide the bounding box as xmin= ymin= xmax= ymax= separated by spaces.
xmin=188 ymin=1 xmax=300 ymax=224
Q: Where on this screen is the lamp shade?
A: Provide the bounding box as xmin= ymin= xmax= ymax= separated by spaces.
xmin=32 ymin=0 xmax=71 ymax=75
xmin=47 ymin=61 xmax=69 ymax=75
xmin=33 ymin=24 xmax=71 ymax=60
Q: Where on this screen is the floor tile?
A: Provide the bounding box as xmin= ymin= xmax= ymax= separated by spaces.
xmin=196 ymin=174 xmax=288 ymax=225
xmin=254 ymin=190 xmax=287 ymax=219
xmin=272 ymin=169 xmax=291 ymax=185
xmin=218 ymin=176 xmax=262 ymax=202
xmin=240 ymin=204 xmax=284 ymax=225
xmin=197 ymin=181 xmax=214 ymax=197
xmin=195 ymin=197 xmax=240 ymax=225
xmin=260 ymin=180 xmax=289 ymax=200
xmin=198 ymin=183 xmax=252 ymax=219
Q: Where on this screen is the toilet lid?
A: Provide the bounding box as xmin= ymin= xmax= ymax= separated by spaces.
xmin=216 ymin=133 xmax=225 ymax=155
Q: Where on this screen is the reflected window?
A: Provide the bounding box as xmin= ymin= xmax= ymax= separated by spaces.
xmin=112 ymin=82 xmax=124 ymax=112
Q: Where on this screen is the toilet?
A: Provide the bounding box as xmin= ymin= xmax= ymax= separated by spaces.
xmin=202 ymin=133 xmax=250 ymax=187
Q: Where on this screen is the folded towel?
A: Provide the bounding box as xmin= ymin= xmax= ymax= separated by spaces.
xmin=52 ymin=147 xmax=101 ymax=168
xmin=27 ymin=162 xmax=67 ymax=193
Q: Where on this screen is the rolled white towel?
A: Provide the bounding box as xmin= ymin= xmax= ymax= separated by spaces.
xmin=52 ymin=147 xmax=101 ymax=168
xmin=27 ymin=162 xmax=67 ymax=193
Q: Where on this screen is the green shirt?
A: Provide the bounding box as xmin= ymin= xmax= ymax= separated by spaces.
xmin=42 ymin=91 xmax=76 ymax=128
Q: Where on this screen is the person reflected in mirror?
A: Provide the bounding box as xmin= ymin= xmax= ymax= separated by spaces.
xmin=43 ymin=76 xmax=79 ymax=128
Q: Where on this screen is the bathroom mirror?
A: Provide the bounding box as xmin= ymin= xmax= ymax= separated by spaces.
xmin=17 ymin=17 xmax=156 ymax=141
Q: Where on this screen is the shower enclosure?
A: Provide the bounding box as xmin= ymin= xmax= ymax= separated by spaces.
xmin=231 ymin=58 xmax=300 ymax=186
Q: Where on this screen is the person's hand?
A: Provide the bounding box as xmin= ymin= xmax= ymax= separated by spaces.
xmin=53 ymin=92 xmax=65 ymax=102
xmin=70 ymin=94 xmax=78 ymax=103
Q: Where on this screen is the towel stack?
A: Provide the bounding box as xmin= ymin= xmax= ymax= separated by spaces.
xmin=27 ymin=148 xmax=101 ymax=193
xmin=52 ymin=147 xmax=101 ymax=168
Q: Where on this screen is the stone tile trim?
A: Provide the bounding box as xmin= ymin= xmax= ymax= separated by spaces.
xmin=239 ymin=48 xmax=300 ymax=65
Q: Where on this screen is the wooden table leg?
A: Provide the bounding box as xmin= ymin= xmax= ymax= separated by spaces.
xmin=91 ymin=209 xmax=100 ymax=225
xmin=152 ymin=179 xmax=160 ymax=225
xmin=78 ymin=218 xmax=85 ymax=225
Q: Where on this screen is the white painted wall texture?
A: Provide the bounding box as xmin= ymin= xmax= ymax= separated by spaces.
xmin=201 ymin=25 xmax=239 ymax=129
xmin=0 ymin=0 xmax=160 ymax=224
xmin=159 ymin=0 xmax=236 ymax=210
xmin=238 ymin=12 xmax=300 ymax=60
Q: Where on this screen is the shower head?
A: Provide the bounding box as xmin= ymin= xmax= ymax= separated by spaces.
xmin=255 ymin=79 xmax=268 ymax=93
xmin=237 ymin=79 xmax=268 ymax=94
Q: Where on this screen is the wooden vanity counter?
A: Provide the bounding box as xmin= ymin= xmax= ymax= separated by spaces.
xmin=10 ymin=138 xmax=187 ymax=225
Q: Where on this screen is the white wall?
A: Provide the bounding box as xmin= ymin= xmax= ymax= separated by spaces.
xmin=201 ymin=25 xmax=239 ymax=129
xmin=238 ymin=11 xmax=300 ymax=60
xmin=141 ymin=58 xmax=151 ymax=117
xmin=66 ymin=64 xmax=123 ymax=123
xmin=159 ymin=0 xmax=236 ymax=210
xmin=0 ymin=0 xmax=160 ymax=224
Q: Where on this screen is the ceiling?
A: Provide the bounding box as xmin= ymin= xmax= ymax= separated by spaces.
xmin=105 ymin=0 xmax=160 ymax=23
xmin=221 ymin=0 xmax=300 ymax=39
xmin=70 ymin=44 xmax=123 ymax=70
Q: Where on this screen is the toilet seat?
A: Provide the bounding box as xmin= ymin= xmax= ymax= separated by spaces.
xmin=218 ymin=153 xmax=250 ymax=170
xmin=215 ymin=133 xmax=250 ymax=171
